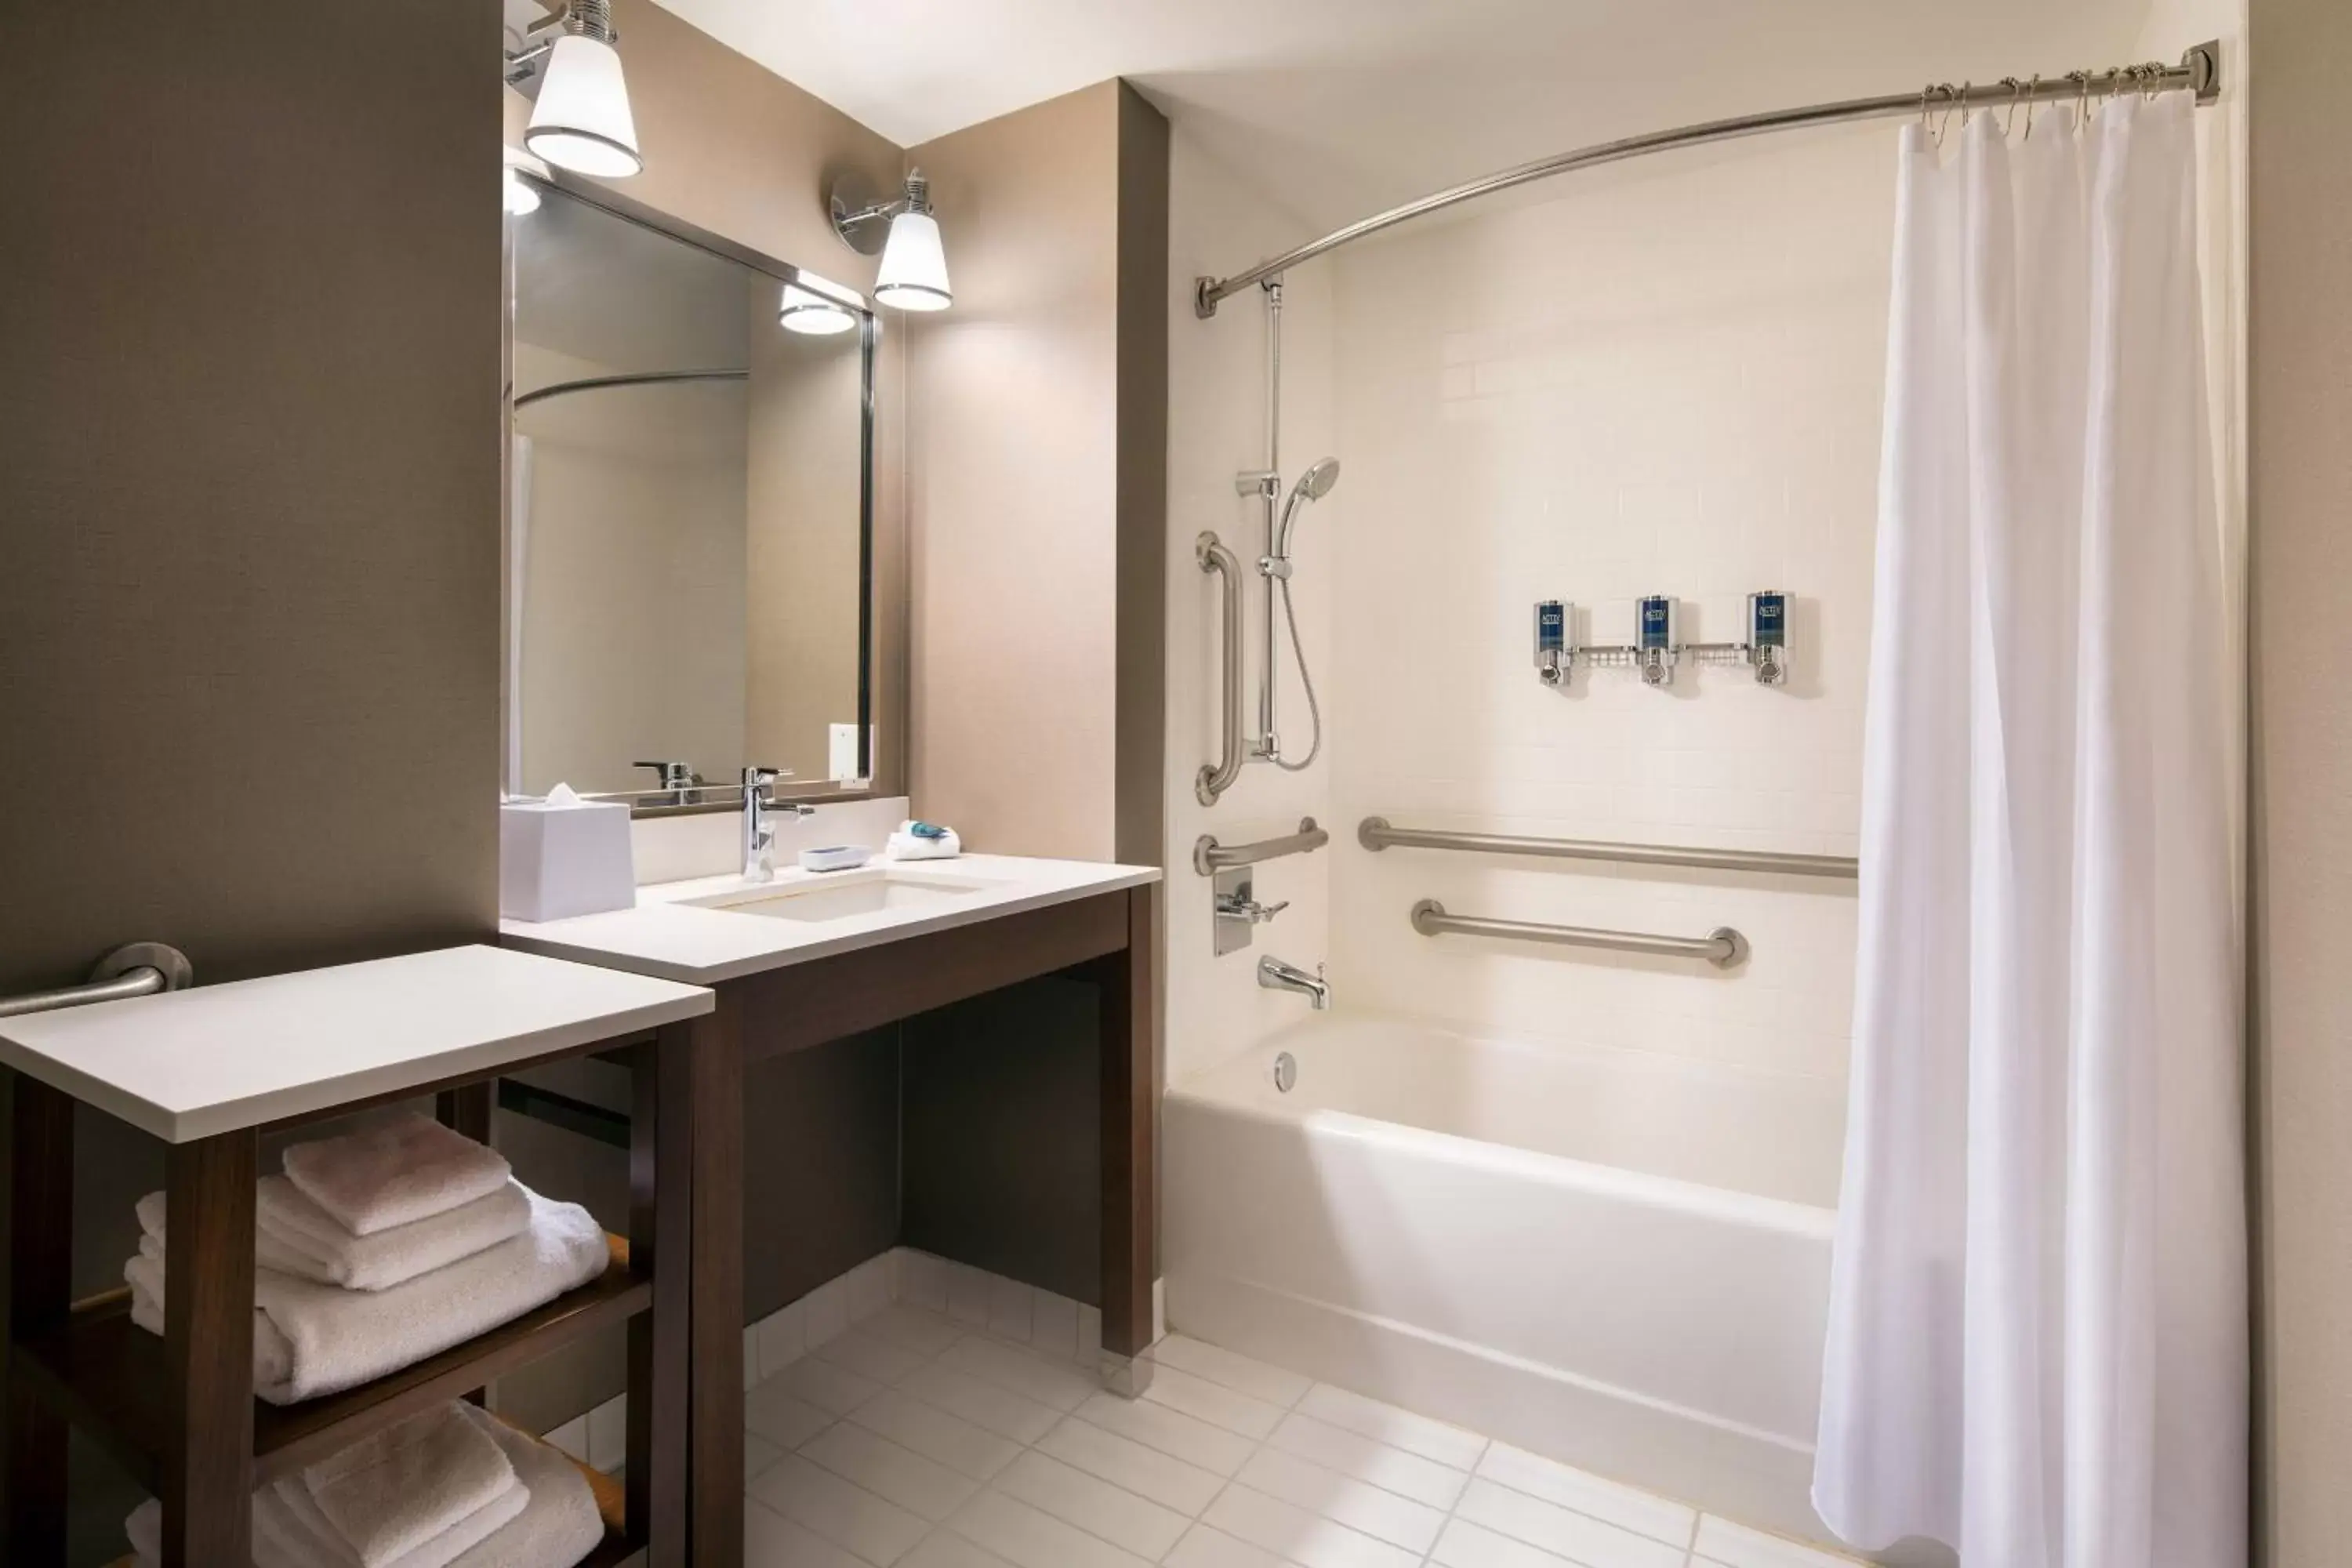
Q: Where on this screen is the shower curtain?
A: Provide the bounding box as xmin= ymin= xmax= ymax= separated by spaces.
xmin=1813 ymin=95 xmax=2245 ymax=1568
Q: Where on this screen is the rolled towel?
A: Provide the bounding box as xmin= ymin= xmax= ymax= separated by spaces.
xmin=135 ymin=1178 xmax=533 ymax=1293
xmin=452 ymin=1403 xmax=606 ymax=1568
xmin=125 ymin=1189 xmax=609 ymax=1404
xmin=283 ymin=1112 xmax=514 ymax=1237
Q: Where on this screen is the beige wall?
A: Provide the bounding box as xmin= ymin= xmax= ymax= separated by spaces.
xmin=2248 ymin=2 xmax=2352 ymax=1563
xmin=906 ymin=83 xmax=1169 ymax=858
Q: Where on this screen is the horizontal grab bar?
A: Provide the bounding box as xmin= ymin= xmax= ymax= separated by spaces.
xmin=1360 ymin=818 xmax=1857 ymax=880
xmin=1194 ymin=818 xmax=1330 ymax=877
xmin=1410 ymin=900 xmax=1749 ymax=968
xmin=0 ymin=943 xmax=194 ymax=1021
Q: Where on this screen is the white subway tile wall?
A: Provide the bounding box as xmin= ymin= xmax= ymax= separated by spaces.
xmin=1324 ymin=128 xmax=1896 ymax=1096
xmin=730 ymin=1248 xmax=1861 ymax=1568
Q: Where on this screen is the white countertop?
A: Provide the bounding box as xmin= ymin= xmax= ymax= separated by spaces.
xmin=0 ymin=946 xmax=711 ymax=1145
xmin=499 ymin=853 xmax=1161 ymax=985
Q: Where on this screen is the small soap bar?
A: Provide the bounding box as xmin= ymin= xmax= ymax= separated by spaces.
xmin=799 ymin=844 xmax=874 ymax=873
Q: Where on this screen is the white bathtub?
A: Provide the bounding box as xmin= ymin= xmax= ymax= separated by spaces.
xmin=1165 ymin=1014 xmax=1849 ymax=1546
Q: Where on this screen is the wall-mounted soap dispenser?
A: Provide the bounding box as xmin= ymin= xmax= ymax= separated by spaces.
xmin=1636 ymin=596 xmax=1679 ymax=687
xmin=1746 ymin=591 xmax=1789 ymax=685
xmin=1534 ymin=601 xmax=1573 ymax=686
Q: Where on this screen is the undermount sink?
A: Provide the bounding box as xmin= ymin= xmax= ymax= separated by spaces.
xmin=688 ymin=870 xmax=987 ymax=924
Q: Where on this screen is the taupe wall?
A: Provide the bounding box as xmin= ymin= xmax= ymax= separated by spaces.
xmin=2248 ymin=2 xmax=2352 ymax=1563
xmin=0 ymin=1 xmax=502 ymax=991
xmin=906 ymin=82 xmax=1171 ymax=862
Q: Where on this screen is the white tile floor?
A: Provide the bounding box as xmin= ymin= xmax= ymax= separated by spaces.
xmin=741 ymin=1303 xmax=1865 ymax=1568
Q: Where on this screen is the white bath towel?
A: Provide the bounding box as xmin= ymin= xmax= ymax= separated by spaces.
xmin=135 ymin=1177 xmax=533 ymax=1293
xmin=301 ymin=1401 xmax=519 ymax=1567
xmin=283 ymin=1112 xmax=514 ymax=1237
xmin=125 ymin=1189 xmax=609 ymax=1404
xmin=452 ymin=1403 xmax=606 ymax=1567
xmin=132 ymin=1481 xmax=524 ymax=1568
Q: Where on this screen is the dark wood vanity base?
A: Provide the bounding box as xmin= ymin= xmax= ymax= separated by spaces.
xmin=679 ymin=882 xmax=1160 ymax=1566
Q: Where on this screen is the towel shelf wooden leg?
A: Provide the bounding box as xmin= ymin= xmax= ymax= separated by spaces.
xmin=684 ymin=1004 xmax=745 ymax=1566
xmin=629 ymin=1032 xmax=692 ymax=1566
xmin=162 ymin=1126 xmax=258 ymax=1566
xmin=2 ymin=1070 xmax=75 ymax=1565
xmin=1097 ymin=884 xmax=1160 ymax=1373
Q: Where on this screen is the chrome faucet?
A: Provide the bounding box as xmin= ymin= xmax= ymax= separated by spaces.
xmin=1258 ymin=955 xmax=1330 ymax=1011
xmin=740 ymin=766 xmax=812 ymax=882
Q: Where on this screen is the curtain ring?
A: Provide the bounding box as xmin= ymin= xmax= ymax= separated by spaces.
xmin=2142 ymin=61 xmax=2165 ymax=101
xmin=1951 ymin=81 xmax=1972 ymax=139
xmin=2070 ymin=70 xmax=2091 ymax=129
xmin=2021 ymin=74 xmax=2042 ymax=140
xmin=2000 ymin=78 xmax=2024 ymax=138
xmin=1926 ymin=82 xmax=1958 ymax=148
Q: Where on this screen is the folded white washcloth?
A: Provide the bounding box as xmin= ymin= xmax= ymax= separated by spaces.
xmin=452 ymin=1402 xmax=606 ymax=1568
xmin=282 ymin=1112 xmax=514 ymax=1237
xmin=886 ymin=819 xmax=962 ymax=860
xmin=301 ymin=1400 xmax=519 ymax=1567
xmin=125 ymin=1401 xmax=532 ymax=1568
xmin=135 ymin=1177 xmax=533 ymax=1293
xmin=124 ymin=1189 xmax=609 ymax=1404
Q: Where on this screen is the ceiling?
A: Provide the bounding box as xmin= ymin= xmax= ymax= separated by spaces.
xmin=649 ymin=0 xmax=2159 ymax=230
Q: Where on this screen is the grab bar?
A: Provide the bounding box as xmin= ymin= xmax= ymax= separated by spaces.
xmin=1410 ymin=900 xmax=1749 ymax=968
xmin=1196 ymin=532 xmax=1247 ymax=806
xmin=1361 ymin=818 xmax=1857 ymax=880
xmin=0 ymin=943 xmax=194 ymax=1021
xmin=1194 ymin=817 xmax=1330 ymax=877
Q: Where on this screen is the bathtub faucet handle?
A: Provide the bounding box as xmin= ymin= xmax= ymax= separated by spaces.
xmin=1214 ymin=891 xmax=1288 ymax=924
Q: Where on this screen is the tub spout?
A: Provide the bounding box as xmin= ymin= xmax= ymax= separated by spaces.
xmin=1258 ymin=955 xmax=1330 ymax=1011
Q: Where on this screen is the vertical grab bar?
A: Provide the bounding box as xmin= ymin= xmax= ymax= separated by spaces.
xmin=1196 ymin=532 xmax=1246 ymax=806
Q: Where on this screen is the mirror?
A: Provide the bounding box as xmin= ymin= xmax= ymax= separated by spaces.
xmin=506 ymin=180 xmax=872 ymax=804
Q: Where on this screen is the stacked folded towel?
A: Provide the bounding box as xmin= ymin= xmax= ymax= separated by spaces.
xmin=124 ymin=1112 xmax=609 ymax=1404
xmin=125 ymin=1399 xmax=604 ymax=1568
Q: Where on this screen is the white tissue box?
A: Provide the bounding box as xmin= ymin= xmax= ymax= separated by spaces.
xmin=500 ymin=795 xmax=637 ymax=922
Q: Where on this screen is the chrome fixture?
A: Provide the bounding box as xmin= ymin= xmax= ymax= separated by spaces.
xmin=1212 ymin=868 xmax=1288 ymax=957
xmin=1196 ymin=532 xmax=1247 ymax=805
xmin=1272 ymin=1051 xmax=1298 ymax=1094
xmin=634 ymin=760 xmax=704 ymax=805
xmin=509 ymin=0 xmax=643 ymax=180
xmin=1258 ymin=955 xmax=1331 ymax=1011
xmin=1534 ymin=593 xmax=1792 ymax=688
xmin=1193 ymin=45 xmax=2221 ymax=318
xmin=1194 ymin=817 xmax=1329 ymax=877
xmin=1360 ymin=817 xmax=1858 ymax=879
xmin=829 ymin=171 xmax=953 ymax=310
xmin=1746 ymin=591 xmax=1790 ymax=685
xmin=1534 ymin=601 xmax=1573 ymax=685
xmin=0 ymin=944 xmax=194 ymax=1022
xmin=739 ymin=766 xmax=813 ymax=882
xmin=1411 ymin=899 xmax=1748 ymax=968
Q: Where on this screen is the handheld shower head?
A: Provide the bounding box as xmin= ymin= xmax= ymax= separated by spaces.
xmin=1276 ymin=456 xmax=1341 ymax=555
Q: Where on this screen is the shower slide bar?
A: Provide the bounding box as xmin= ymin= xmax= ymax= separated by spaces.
xmin=1412 ymin=899 xmax=1749 ymax=969
xmin=1196 ymin=533 xmax=1248 ymax=804
xmin=1195 ymin=42 xmax=2222 ymax=317
xmin=1360 ymin=817 xmax=1858 ymax=879
xmin=1194 ymin=817 xmax=1330 ymax=877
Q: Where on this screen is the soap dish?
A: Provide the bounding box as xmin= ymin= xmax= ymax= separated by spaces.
xmin=799 ymin=845 xmax=875 ymax=873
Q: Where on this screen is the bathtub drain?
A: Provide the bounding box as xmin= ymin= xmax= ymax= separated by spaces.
xmin=1272 ymin=1051 xmax=1297 ymax=1093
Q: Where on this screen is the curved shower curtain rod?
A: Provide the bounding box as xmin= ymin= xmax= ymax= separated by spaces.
xmin=511 ymin=368 xmax=750 ymax=410
xmin=1194 ymin=42 xmax=2222 ymax=318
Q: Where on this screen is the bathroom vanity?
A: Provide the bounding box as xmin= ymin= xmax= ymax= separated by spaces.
xmin=501 ymin=854 xmax=1162 ymax=1566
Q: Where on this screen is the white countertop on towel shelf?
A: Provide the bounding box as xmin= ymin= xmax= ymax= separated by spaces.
xmin=499 ymin=854 xmax=1160 ymax=985
xmin=0 ymin=945 xmax=711 ymax=1144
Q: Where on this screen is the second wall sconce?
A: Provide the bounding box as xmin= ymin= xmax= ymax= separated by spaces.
xmin=829 ymin=171 xmax=954 ymax=312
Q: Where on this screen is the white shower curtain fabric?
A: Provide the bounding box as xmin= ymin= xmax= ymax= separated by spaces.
xmin=1813 ymin=96 xmax=2245 ymax=1568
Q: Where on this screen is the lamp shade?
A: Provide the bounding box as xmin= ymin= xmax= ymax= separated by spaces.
xmin=526 ymin=35 xmax=642 ymax=179
xmin=874 ymin=211 xmax=952 ymax=310
xmin=779 ymin=281 xmax=858 ymax=336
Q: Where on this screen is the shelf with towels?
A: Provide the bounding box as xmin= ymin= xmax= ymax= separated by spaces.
xmin=0 ymin=948 xmax=718 ymax=1567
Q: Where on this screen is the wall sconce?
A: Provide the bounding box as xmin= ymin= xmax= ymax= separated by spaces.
xmin=828 ymin=171 xmax=953 ymax=311
xmin=780 ymin=273 xmax=865 ymax=336
xmin=506 ymin=0 xmax=643 ymax=179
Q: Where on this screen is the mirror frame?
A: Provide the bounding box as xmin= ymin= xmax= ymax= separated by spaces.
xmin=503 ymin=171 xmax=884 ymax=818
